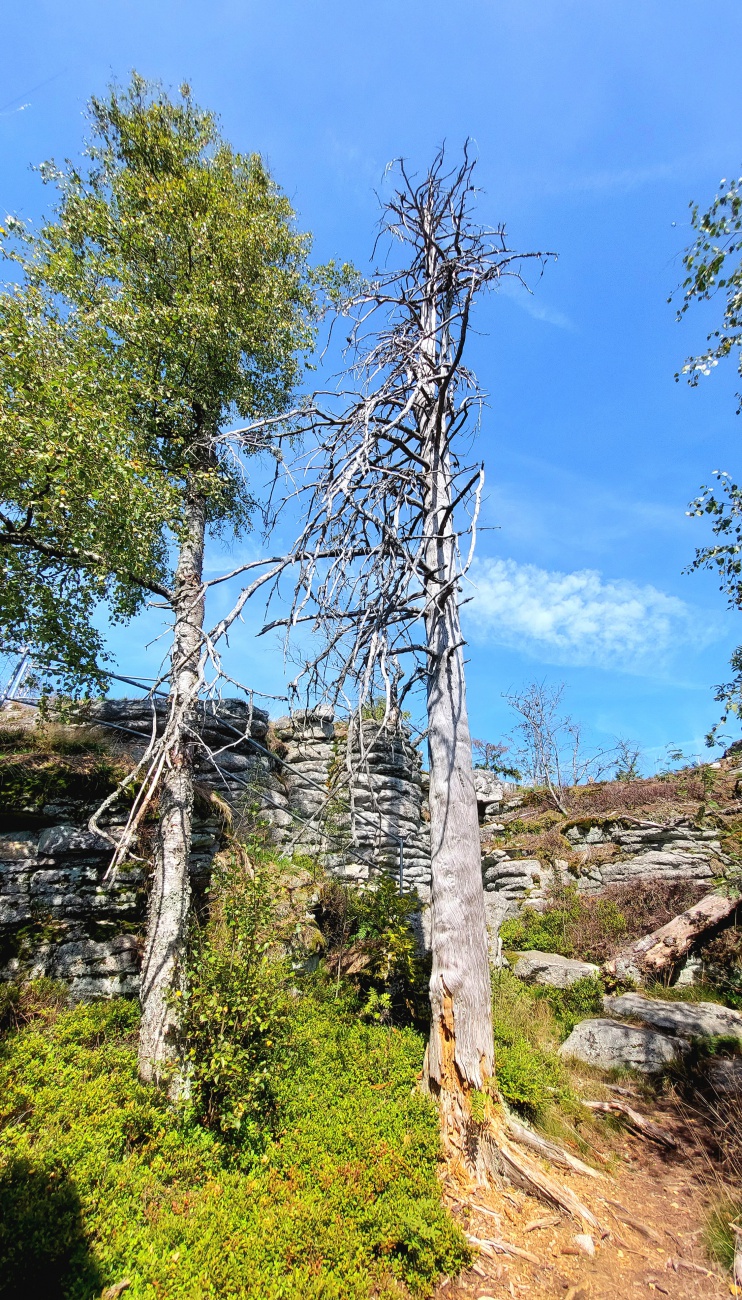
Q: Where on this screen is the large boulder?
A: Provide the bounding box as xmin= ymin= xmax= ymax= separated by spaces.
xmin=707 ymin=1056 xmax=742 ymax=1096
xmin=559 ymin=1018 xmax=686 ymax=1073
xmin=603 ymin=992 xmax=742 ymax=1042
xmin=472 ymin=770 xmax=514 ymax=806
xmin=513 ymin=951 xmax=599 ymax=988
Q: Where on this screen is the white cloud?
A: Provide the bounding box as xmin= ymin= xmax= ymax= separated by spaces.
xmin=465 ymin=558 xmax=715 ymax=671
xmin=499 ymin=278 xmax=575 ymax=331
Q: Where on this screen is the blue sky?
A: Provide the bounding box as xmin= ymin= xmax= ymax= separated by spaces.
xmin=3 ymin=0 xmax=742 ymax=768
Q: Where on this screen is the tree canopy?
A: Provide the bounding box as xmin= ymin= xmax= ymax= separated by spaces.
xmin=0 ymin=74 xmax=328 ymax=690
xmin=677 ymin=172 xmax=742 ymax=610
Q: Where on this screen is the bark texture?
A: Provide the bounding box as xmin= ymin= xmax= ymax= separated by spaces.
xmin=419 ymin=202 xmax=494 ymax=1097
xmin=426 ymin=601 xmax=493 ymax=1090
xmin=138 ymin=489 xmax=206 ymax=1086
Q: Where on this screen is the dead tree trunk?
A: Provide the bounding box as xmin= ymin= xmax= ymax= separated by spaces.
xmin=138 ymin=486 xmax=206 ymax=1087
xmin=425 ymin=593 xmax=495 ymax=1131
xmin=421 ymin=255 xmax=494 ymax=1127
xmin=267 ymin=150 xmax=599 ymax=1206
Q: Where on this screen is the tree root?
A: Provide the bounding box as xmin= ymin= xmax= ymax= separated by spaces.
xmin=477 ymin=1126 xmax=602 ymax=1229
xmin=428 ymin=1012 xmax=602 ymax=1230
xmin=584 ymin=1099 xmax=677 ymax=1148
xmin=501 ymin=1104 xmax=604 ymax=1179
xmin=465 ymin=1232 xmax=540 ymax=1265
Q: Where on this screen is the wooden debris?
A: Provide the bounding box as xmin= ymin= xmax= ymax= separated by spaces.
xmin=604 ymin=890 xmax=740 ymax=981
xmin=604 ymin=1081 xmax=640 ymax=1098
xmin=602 ymin=1197 xmax=663 ymax=1244
xmin=466 ymin=1233 xmax=540 ymax=1265
xmin=585 ymin=1099 xmax=677 ymax=1148
xmin=524 ymin=1214 xmax=561 ymax=1232
xmin=468 ymin=1200 xmax=502 ymax=1226
xmin=665 ymin=1255 xmax=715 ymax=1277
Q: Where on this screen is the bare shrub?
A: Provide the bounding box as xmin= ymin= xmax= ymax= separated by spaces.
xmin=566 ymin=772 xmax=707 ymax=816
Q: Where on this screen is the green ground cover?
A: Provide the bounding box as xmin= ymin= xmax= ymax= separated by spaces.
xmin=0 ymin=989 xmax=467 ymax=1300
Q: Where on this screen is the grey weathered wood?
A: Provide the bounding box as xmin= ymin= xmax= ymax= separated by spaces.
xmin=263 ymin=149 xmax=550 ymax=1097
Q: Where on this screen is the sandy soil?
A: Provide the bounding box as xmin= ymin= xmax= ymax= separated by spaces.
xmin=434 ymin=1097 xmax=731 ymax=1300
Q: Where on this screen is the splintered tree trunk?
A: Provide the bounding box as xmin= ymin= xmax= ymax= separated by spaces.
xmin=138 ymin=489 xmax=206 ymax=1087
xmin=421 ymin=313 xmax=494 ymax=1145
xmin=425 ymin=590 xmax=494 ymax=1125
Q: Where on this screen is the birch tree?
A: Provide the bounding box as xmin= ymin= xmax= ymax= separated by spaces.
xmin=0 ymin=75 xmax=330 ymax=1086
xmin=675 ymin=171 xmax=742 ymax=739
xmin=264 ymin=149 xmax=567 ymax=1170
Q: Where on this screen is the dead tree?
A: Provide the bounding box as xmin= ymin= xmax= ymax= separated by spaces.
xmin=505 ymin=681 xmax=619 ymax=813
xmin=262 ymin=147 xmax=557 ymax=1162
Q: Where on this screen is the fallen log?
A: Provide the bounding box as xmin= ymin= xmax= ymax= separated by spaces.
xmin=604 ymin=891 xmax=740 ymax=983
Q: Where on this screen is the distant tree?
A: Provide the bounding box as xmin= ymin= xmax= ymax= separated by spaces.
xmin=0 ymin=75 xmax=330 ymax=1086
xmin=505 ymin=680 xmax=617 ymax=812
xmin=675 ymin=170 xmax=742 ymax=740
xmin=612 ymin=738 xmax=643 ymax=782
xmin=471 ymin=738 xmax=521 ymax=781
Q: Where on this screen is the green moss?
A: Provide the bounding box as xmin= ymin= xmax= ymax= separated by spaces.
xmin=0 ymin=992 xmax=467 ymax=1299
xmin=0 ymin=752 xmax=124 ymax=813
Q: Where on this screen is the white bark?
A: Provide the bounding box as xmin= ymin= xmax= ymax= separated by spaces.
xmin=138 ymin=488 xmax=206 ymax=1086
xmin=421 ymin=263 xmax=493 ymax=1087
xmin=426 ymin=600 xmax=494 ymax=1087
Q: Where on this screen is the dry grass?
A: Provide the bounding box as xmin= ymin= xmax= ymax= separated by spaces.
xmin=507 ymin=765 xmax=731 ymax=824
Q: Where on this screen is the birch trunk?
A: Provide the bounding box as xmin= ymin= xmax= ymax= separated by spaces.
xmin=138 ymin=487 xmax=206 ymax=1087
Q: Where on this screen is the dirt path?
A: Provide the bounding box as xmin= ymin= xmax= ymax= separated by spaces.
xmin=434 ymin=1103 xmax=729 ymax=1300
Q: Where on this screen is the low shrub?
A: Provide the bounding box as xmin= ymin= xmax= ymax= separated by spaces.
xmin=0 ymin=990 xmax=467 ymax=1299
xmin=315 ymin=872 xmax=430 ymax=1024
xmin=183 ymin=846 xmax=297 ymax=1145
xmin=500 ymin=878 xmax=709 ymax=964
xmin=696 ymin=924 xmax=742 ymax=1008
xmin=491 ymin=970 xmax=573 ymax=1119
xmin=535 ymin=975 xmax=606 ymax=1036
